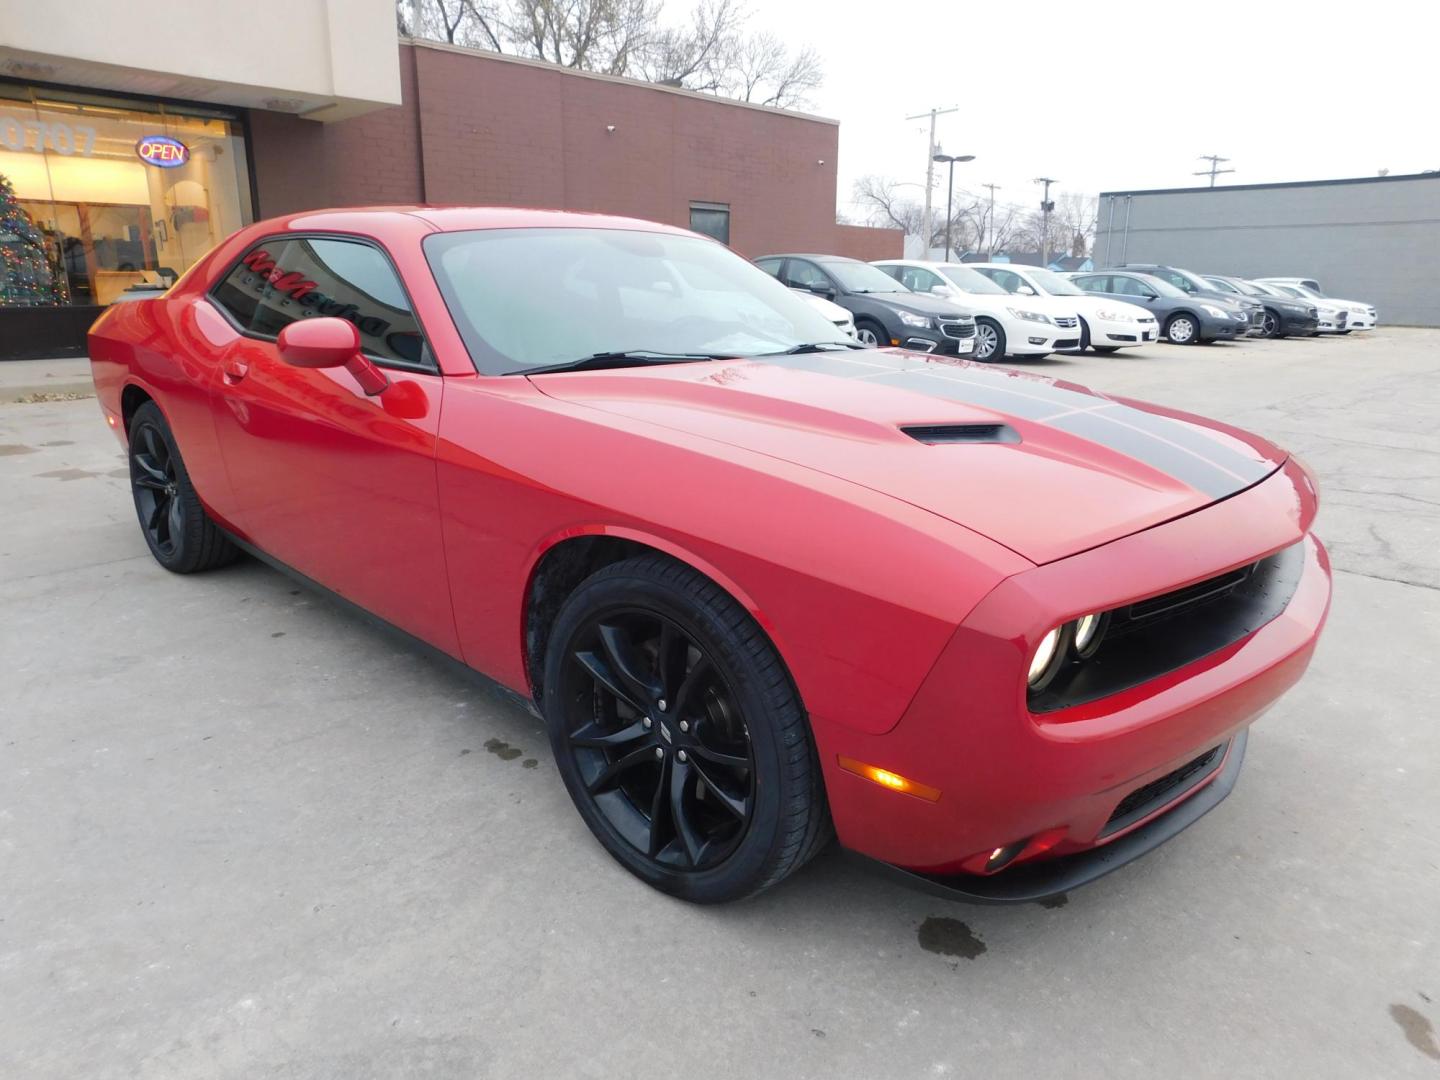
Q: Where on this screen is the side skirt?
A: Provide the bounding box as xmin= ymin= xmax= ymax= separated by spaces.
xmin=221 ymin=530 xmax=541 ymax=721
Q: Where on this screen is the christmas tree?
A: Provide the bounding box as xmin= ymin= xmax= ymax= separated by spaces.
xmin=1 ymin=172 xmax=69 ymax=307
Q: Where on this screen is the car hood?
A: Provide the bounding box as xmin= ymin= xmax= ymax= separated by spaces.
xmin=529 ymin=350 xmax=1287 ymax=564
xmin=860 ymin=291 xmax=976 ymax=318
xmin=1055 ymin=295 xmax=1154 ymax=320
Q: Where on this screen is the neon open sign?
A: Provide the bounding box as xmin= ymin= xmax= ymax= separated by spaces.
xmin=136 ymin=135 xmax=190 ymax=168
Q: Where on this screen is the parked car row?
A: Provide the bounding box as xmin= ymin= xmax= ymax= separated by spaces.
xmin=755 ymin=250 xmax=1378 ymax=361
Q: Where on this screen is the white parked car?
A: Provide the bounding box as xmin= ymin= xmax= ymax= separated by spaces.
xmin=968 ymin=263 xmax=1159 ymax=353
xmin=1257 ymin=278 xmax=1377 ymax=331
xmin=793 ymin=287 xmax=857 ymax=339
xmin=870 ymin=260 xmax=1082 ymax=361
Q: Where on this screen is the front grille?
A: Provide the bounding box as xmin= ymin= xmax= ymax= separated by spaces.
xmin=1307 ymin=307 xmax=1318 ymax=319
xmin=1054 ymin=316 xmax=1079 ymax=328
xmin=1337 ymin=312 xmax=1348 ymax=327
xmin=1055 ymin=338 xmax=1080 ymax=349
xmin=940 ymin=320 xmax=977 ymax=338
xmin=1028 ymin=541 xmax=1306 ymax=713
xmin=1249 ymin=310 xmax=1265 ymax=325
xmin=1102 ymin=744 xmax=1224 ymax=836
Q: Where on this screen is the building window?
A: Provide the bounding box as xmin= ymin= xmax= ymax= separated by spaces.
xmin=1 ymin=81 xmax=253 ymax=311
xmin=689 ymin=201 xmax=730 ymax=246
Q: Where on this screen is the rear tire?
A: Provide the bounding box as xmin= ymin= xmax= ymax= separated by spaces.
xmin=128 ymin=402 xmax=238 ymax=574
xmin=1165 ymin=313 xmax=1200 ymax=345
xmin=542 ymin=555 xmax=831 ymax=903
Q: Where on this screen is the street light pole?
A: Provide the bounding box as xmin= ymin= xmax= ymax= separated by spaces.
xmin=932 ymin=152 xmax=976 ymax=262
xmin=906 ymin=106 xmax=957 ymax=252
xmin=1034 ymin=176 xmax=1057 ymax=264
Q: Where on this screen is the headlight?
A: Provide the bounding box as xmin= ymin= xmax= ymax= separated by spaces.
xmin=1027 ymin=626 xmax=1064 ymax=689
xmin=898 ymin=309 xmax=931 ymax=328
xmin=1072 ymin=612 xmax=1109 ymax=659
xmin=1094 ymin=309 xmax=1135 ymax=323
xmin=1007 ymin=308 xmax=1053 ymax=324
xmin=1200 ymin=304 xmax=1229 ymax=318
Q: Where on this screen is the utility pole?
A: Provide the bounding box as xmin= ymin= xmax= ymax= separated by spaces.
xmin=981 ymin=183 xmax=1001 ymax=256
xmin=905 ymin=106 xmax=957 ymax=254
xmin=1194 ymin=155 xmax=1234 ymax=187
xmin=1034 ymin=176 xmax=1057 ymax=264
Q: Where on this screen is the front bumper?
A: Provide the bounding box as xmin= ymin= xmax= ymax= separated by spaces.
xmin=1347 ymin=311 xmax=1377 ymax=330
xmin=897 ymin=326 xmax=977 ymax=356
xmin=1010 ymin=317 xmax=1082 ymax=354
xmin=850 ymin=729 xmax=1248 ymax=903
xmin=1087 ymin=316 xmax=1160 ymax=347
xmin=1280 ymin=312 xmax=1320 ymax=335
xmin=812 ymin=460 xmax=1331 ymax=896
xmin=1198 ymin=314 xmax=1241 ymax=340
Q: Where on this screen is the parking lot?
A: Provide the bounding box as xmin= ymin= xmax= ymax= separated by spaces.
xmin=2 ymin=330 xmax=1437 ymax=1078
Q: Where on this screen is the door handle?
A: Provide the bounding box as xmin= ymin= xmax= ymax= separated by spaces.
xmin=223 ymin=359 xmax=249 ymax=383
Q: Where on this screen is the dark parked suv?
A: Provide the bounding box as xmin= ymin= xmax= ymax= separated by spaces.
xmin=1066 ymin=270 xmax=1249 ymax=345
xmin=756 ymin=254 xmax=977 ymax=356
xmin=1116 ymin=263 xmax=1266 ymax=336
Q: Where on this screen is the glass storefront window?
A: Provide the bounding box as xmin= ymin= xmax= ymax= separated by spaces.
xmin=0 ymin=82 xmax=253 ymax=310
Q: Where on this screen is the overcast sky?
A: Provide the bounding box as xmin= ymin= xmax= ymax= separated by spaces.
xmin=744 ymin=0 xmax=1429 ymax=222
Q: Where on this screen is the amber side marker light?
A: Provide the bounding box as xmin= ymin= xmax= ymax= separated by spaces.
xmin=837 ymin=756 xmax=941 ymax=802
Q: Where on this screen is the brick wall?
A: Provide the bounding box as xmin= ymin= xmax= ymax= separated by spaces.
xmin=832 ymin=223 xmax=904 ymax=262
xmin=249 ymin=42 xmax=847 ymax=258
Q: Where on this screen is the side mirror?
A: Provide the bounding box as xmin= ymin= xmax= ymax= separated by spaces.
xmin=1016 ymin=284 xmax=1035 ymax=296
xmin=277 ymin=317 xmax=389 ymax=396
xmin=929 ymin=285 xmax=951 ymax=296
xmin=1141 ymin=292 xmax=1158 ymax=301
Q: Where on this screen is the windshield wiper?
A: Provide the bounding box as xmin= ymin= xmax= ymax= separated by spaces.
xmin=516 ymin=350 xmax=737 ymax=376
xmin=772 ymin=341 xmax=866 ymax=355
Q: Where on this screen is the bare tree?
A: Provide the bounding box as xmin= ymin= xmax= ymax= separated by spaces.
xmin=853 ymin=176 xmax=926 ymax=236
xmin=504 ymin=0 xmax=658 ymax=73
xmin=401 ymin=0 xmax=824 ymax=109
xmin=1052 ymin=192 xmax=1099 ymax=257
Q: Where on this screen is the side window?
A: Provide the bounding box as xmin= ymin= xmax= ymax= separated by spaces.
xmin=1157 ymin=269 xmax=1192 ymax=292
xmin=211 ymin=237 xmax=428 ymax=367
xmin=1073 ymin=275 xmax=1105 ymax=293
xmin=754 ymin=258 xmax=783 ymax=278
xmin=873 ymin=263 xmax=903 ymax=282
xmin=990 ymin=268 xmax=1023 ymax=293
xmin=783 ymin=260 xmax=831 ymax=289
xmin=1111 ymin=275 xmax=1154 ymax=298
xmin=899 ymin=266 xmax=940 ymax=292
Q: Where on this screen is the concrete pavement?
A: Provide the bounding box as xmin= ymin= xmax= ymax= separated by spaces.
xmin=2 ymin=330 xmax=1437 ymax=1078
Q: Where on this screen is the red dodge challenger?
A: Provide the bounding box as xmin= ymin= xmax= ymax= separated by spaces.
xmin=88 ymin=208 xmax=1331 ymax=904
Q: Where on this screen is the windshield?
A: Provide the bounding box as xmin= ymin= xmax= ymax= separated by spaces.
xmin=424 ymin=228 xmax=851 ymax=374
xmin=1292 ymin=283 xmax=1326 ymax=298
xmin=1233 ymin=280 xmax=1270 ymax=297
xmin=1027 ymin=268 xmax=1084 ymax=296
xmin=826 ymin=260 xmax=909 ymax=293
xmin=937 ymin=265 xmax=1008 ymax=294
xmin=1268 ymin=283 xmax=1304 ymax=298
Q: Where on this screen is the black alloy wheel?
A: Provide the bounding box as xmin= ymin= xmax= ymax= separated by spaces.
xmin=1261 ymin=309 xmax=1281 ymax=338
xmin=543 ymin=556 xmax=830 ymax=902
xmin=127 ymin=402 xmax=238 ymax=573
xmin=131 ymin=422 xmax=183 ymax=559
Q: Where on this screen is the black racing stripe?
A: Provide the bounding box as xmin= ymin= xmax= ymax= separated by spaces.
xmin=758 ymin=352 xmax=1271 ymax=498
xmin=1046 ymin=410 xmax=1242 ymax=498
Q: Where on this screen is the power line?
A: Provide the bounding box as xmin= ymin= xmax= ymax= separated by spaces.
xmin=1194 ymin=154 xmax=1235 ymax=187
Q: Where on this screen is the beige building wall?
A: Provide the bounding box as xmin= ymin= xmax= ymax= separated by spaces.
xmin=0 ymin=0 xmax=400 ymax=121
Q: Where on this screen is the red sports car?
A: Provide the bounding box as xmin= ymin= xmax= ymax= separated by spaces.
xmin=88 ymin=208 xmax=1331 ymax=904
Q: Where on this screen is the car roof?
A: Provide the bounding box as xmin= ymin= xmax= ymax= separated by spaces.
xmin=966 ymin=262 xmax=1035 ymax=271
xmin=253 ymin=205 xmax=696 ymax=237
xmin=763 ymin=253 xmax=860 ymax=263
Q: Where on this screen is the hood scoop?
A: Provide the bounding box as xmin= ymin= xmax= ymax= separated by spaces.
xmin=901 ymin=423 xmax=1021 ymax=445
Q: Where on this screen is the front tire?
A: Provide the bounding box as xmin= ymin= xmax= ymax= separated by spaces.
xmin=973 ymin=318 xmax=1006 ymax=362
xmin=854 ymin=319 xmax=886 ymax=348
xmin=1260 ymin=309 xmax=1283 ymax=338
xmin=1165 ymin=313 xmax=1200 ymax=345
xmin=128 ymin=402 xmax=238 ymax=573
xmin=542 ymin=555 xmax=831 ymax=903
